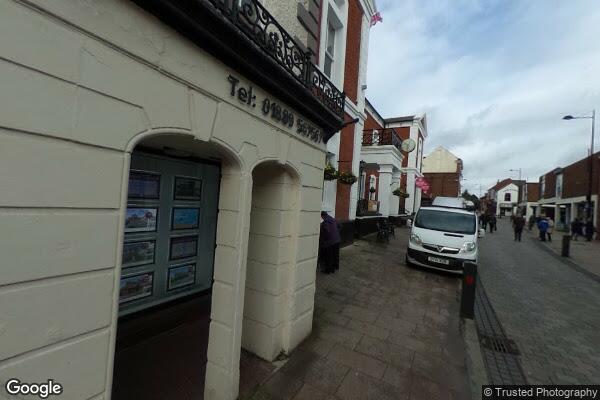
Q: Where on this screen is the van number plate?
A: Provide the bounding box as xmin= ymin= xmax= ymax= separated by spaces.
xmin=428 ymin=256 xmax=449 ymax=265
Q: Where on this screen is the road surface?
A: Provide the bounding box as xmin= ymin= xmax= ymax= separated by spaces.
xmin=478 ymin=219 xmax=600 ymax=384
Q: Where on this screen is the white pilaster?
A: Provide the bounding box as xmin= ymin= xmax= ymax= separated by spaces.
xmin=378 ymin=165 xmax=393 ymax=217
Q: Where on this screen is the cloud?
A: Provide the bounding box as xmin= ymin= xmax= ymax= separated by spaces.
xmin=367 ymin=0 xmax=600 ymax=193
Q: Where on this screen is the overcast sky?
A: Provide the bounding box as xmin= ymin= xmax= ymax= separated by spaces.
xmin=366 ymin=0 xmax=600 ymax=196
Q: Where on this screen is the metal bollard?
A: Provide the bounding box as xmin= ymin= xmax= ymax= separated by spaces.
xmin=561 ymin=234 xmax=571 ymax=257
xmin=460 ymin=262 xmax=477 ymax=319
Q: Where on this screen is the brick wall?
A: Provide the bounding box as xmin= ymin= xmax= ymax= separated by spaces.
xmin=397 ymin=127 xmax=410 ymax=167
xmin=562 ymin=153 xmax=600 ymax=198
xmin=527 ymin=183 xmax=540 ymax=202
xmin=424 ymin=172 xmax=460 ymax=198
xmin=343 ymin=0 xmax=362 ymax=104
xmin=335 ymin=113 xmax=355 ymax=219
xmin=399 ymin=173 xmax=407 ymax=213
xmin=541 ymin=171 xmax=556 ymax=199
xmin=364 ymin=110 xmax=384 ymax=130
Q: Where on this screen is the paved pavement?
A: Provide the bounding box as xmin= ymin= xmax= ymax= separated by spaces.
xmin=526 ymin=226 xmax=600 ymax=279
xmin=478 ymin=219 xmax=600 ymax=384
xmin=244 ymin=228 xmax=470 ymax=400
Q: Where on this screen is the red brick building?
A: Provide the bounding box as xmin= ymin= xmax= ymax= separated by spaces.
xmin=421 ymin=146 xmax=463 ymax=202
xmin=537 ymin=151 xmax=600 ymax=236
xmin=318 ymin=0 xmax=379 ymax=245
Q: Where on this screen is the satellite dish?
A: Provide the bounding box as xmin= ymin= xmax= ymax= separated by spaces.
xmin=401 ymin=138 xmax=416 ymax=153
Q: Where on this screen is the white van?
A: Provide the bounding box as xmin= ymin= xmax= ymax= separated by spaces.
xmin=432 ymin=196 xmax=465 ymax=208
xmin=406 ymin=205 xmax=484 ymax=274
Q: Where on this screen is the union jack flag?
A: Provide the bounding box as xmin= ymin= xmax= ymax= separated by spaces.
xmin=370 ymin=12 xmax=382 ymax=27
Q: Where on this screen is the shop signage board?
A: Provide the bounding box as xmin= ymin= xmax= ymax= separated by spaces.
xmin=227 ymin=74 xmax=325 ymax=144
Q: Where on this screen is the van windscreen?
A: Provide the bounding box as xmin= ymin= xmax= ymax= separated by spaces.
xmin=414 ymin=209 xmax=476 ymax=234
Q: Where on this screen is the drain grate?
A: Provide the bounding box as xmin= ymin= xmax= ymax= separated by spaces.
xmin=475 ymin=278 xmax=528 ymax=385
xmin=480 ymin=335 xmax=520 ymax=355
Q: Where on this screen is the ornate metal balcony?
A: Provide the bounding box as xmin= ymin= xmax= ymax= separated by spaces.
xmin=132 ymin=0 xmax=345 ymax=140
xmin=362 ymin=129 xmax=403 ymax=151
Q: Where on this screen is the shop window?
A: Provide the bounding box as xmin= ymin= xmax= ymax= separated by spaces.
xmin=504 ymin=193 xmax=511 ymax=202
xmin=119 ymin=152 xmax=219 ymax=316
xmin=556 ymin=174 xmax=563 ymax=198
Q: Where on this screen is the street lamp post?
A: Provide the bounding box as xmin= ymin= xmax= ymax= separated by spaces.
xmin=509 ymin=168 xmax=522 ymax=181
xmin=563 ymin=110 xmax=596 ymax=222
xmin=509 ymin=168 xmax=524 ymax=207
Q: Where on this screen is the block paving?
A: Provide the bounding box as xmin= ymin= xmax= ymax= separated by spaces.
xmin=479 ymin=220 xmax=600 ymax=384
xmin=244 ymin=229 xmax=471 ymax=400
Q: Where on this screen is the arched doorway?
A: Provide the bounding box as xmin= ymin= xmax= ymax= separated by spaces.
xmin=111 ymin=133 xmax=243 ymax=400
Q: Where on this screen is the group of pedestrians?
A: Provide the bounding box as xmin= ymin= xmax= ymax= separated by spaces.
xmin=536 ymin=216 xmax=554 ymax=242
xmin=533 ymin=215 xmax=596 ymax=242
xmin=478 ymin=213 xmax=497 ymax=233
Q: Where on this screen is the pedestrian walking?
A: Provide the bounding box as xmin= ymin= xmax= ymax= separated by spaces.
xmin=319 ymin=211 xmax=341 ymax=274
xmin=585 ymin=219 xmax=595 ymax=242
xmin=528 ymin=215 xmax=536 ymax=231
xmin=488 ymin=214 xmax=497 ymax=233
xmin=546 ymin=217 xmax=554 ymax=242
xmin=513 ymin=213 xmax=525 ymax=242
xmin=481 ymin=214 xmax=488 ymax=230
xmin=571 ymin=218 xmax=580 ymax=241
xmin=538 ymin=217 xmax=548 ymax=241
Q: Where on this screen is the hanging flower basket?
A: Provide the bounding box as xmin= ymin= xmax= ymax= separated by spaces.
xmin=393 ymin=188 xmax=409 ymax=198
xmin=324 ymin=163 xmax=338 ymax=181
xmin=338 ymin=171 xmax=358 ymax=185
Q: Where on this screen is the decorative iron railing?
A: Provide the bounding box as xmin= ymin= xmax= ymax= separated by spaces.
xmin=206 ymin=0 xmax=345 ymax=119
xmin=362 ymin=129 xmax=402 ymax=151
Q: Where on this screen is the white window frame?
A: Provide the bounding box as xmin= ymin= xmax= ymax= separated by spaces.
xmin=556 ymin=174 xmax=563 ymax=198
xmin=319 ymin=0 xmax=347 ymax=88
xmin=541 ymin=176 xmax=546 ymax=197
xmin=324 ymin=22 xmax=336 ymax=79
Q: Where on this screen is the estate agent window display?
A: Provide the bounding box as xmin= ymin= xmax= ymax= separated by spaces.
xmin=119 ymin=153 xmax=218 ymax=315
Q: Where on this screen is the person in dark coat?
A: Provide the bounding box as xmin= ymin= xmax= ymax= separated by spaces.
xmin=319 ymin=211 xmax=341 ymax=274
xmin=513 ymin=214 xmax=525 ymax=242
xmin=585 ymin=219 xmax=595 ymax=241
xmin=488 ymin=214 xmax=497 ymax=233
xmin=481 ymin=213 xmax=488 ymax=230
xmin=571 ymin=218 xmax=581 ymax=241
xmin=528 ymin=215 xmax=536 ymax=231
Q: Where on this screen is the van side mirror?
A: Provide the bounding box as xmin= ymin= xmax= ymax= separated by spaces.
xmin=479 ymin=228 xmax=485 ymax=238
